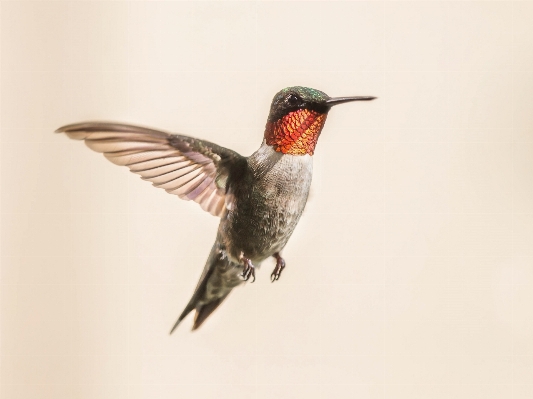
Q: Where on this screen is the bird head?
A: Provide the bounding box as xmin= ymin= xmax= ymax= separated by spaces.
xmin=264 ymin=86 xmax=376 ymax=155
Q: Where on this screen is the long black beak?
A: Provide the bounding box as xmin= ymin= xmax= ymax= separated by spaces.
xmin=326 ymin=96 xmax=377 ymax=106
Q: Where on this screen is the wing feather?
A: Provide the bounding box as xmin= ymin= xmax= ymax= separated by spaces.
xmin=147 ymin=164 xmax=201 ymax=186
xmin=105 ymin=150 xmax=178 ymax=166
xmin=85 ymin=140 xmax=169 ymax=153
xmin=137 ymin=161 xmax=192 ymax=179
xmin=169 ymin=173 xmax=207 ymax=198
xmin=185 ymin=174 xmax=214 ymax=200
xmin=128 ymin=156 xmax=186 ymax=172
xmin=56 ymin=121 xmax=246 ymax=217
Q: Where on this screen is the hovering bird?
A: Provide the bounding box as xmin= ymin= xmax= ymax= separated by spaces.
xmin=56 ymin=86 xmax=376 ymax=332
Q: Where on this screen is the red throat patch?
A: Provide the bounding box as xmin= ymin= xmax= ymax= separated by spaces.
xmin=264 ymin=109 xmax=327 ymax=155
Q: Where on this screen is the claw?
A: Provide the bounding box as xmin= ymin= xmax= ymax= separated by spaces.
xmin=241 ymin=258 xmax=255 ymax=283
xmin=271 ymin=253 xmax=286 ymax=283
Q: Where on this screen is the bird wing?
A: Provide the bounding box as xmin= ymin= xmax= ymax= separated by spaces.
xmin=56 ymin=122 xmax=246 ymax=217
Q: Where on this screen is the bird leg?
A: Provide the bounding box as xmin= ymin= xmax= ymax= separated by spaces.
xmin=241 ymin=257 xmax=256 ymax=282
xmin=271 ymin=253 xmax=286 ymax=282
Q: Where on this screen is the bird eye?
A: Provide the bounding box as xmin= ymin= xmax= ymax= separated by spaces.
xmin=285 ymin=94 xmax=301 ymax=106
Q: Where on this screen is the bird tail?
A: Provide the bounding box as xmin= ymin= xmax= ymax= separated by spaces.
xmin=170 ymin=243 xmax=239 ymax=333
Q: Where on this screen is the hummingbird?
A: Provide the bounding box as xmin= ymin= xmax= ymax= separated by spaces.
xmin=56 ymin=86 xmax=376 ymax=332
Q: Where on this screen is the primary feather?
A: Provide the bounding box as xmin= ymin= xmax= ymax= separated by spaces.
xmin=56 ymin=122 xmax=244 ymax=216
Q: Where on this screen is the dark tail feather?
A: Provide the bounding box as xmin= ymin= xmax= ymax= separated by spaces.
xmin=170 ymin=242 xmax=237 ymax=334
xmin=170 ymin=294 xmax=229 ymax=333
xmin=192 ymin=295 xmax=228 ymax=330
xmin=169 ymin=301 xmax=197 ymax=334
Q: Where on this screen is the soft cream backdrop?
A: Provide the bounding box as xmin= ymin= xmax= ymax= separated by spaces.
xmin=1 ymin=1 xmax=533 ymax=398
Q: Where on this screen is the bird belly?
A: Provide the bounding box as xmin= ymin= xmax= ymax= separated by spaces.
xmin=219 ymin=150 xmax=313 ymax=264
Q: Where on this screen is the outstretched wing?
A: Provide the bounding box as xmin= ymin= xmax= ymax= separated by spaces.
xmin=56 ymin=122 xmax=245 ymax=217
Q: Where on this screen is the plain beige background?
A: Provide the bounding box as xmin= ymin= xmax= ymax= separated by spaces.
xmin=1 ymin=1 xmax=533 ymax=398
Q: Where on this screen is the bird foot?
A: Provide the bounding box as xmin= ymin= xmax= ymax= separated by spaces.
xmin=241 ymin=257 xmax=255 ymax=282
xmin=271 ymin=253 xmax=286 ymax=282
